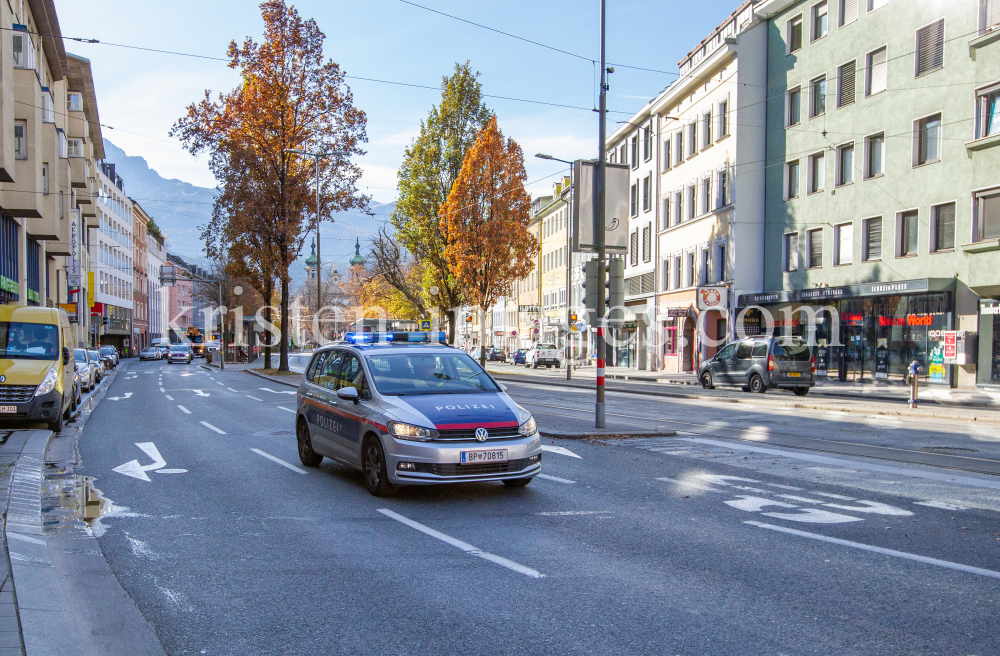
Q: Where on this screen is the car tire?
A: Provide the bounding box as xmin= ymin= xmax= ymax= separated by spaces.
xmin=296 ymin=420 xmax=323 ymax=467
xmin=362 ymin=435 xmax=396 ymax=497
xmin=793 ymin=387 xmax=810 ymax=396
xmin=700 ymin=371 xmax=714 ymax=390
xmin=532 ymin=361 xmax=538 ymax=369
xmin=502 ymin=476 xmax=533 ymax=488
xmin=749 ymin=374 xmax=767 ymax=394
xmin=48 ymin=409 xmax=63 ymax=434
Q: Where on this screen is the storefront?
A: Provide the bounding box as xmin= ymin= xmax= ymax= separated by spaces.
xmin=659 ymin=307 xmax=694 ymax=373
xmin=97 ymin=303 xmax=133 ymax=353
xmin=740 ymin=278 xmax=955 ymax=385
xmin=978 ymin=301 xmax=1000 ymax=386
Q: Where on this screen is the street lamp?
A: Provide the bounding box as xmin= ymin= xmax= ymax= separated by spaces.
xmin=284 ymin=148 xmax=348 ymax=330
xmin=535 ymin=153 xmax=576 ymax=382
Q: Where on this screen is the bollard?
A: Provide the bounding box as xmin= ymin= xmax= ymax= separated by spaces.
xmin=908 ymin=360 xmax=923 ymax=408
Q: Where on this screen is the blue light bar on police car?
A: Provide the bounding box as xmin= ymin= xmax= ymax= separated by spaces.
xmin=343 ymin=331 xmax=447 ymax=344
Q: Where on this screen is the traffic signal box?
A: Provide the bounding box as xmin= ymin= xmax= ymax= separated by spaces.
xmin=580 ymin=258 xmax=624 ymax=327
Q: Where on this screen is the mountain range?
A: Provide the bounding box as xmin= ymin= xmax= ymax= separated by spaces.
xmin=103 ymin=140 xmax=394 ymax=284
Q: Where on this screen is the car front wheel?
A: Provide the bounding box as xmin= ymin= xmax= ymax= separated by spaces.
xmin=362 ymin=436 xmax=396 ymax=497
xmin=700 ymin=371 xmax=714 ymax=389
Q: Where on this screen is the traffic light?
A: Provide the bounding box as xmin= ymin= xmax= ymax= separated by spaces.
xmin=570 ymin=313 xmax=578 ymax=323
xmin=581 ymin=260 xmax=599 ymax=321
xmin=606 ymin=258 xmax=624 ymax=325
xmin=465 ymin=314 xmax=472 ymax=323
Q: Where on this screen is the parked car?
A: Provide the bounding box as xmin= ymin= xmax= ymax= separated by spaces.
xmin=139 ymin=347 xmax=159 ymax=361
xmin=168 ymin=343 xmax=193 ymax=364
xmin=88 ymin=349 xmax=108 ymax=376
xmin=512 ymin=348 xmax=529 ymax=365
xmin=156 ymin=345 xmax=169 ymax=359
xmin=699 ymin=336 xmax=815 ymax=395
xmin=524 ymin=343 xmax=561 ymax=369
xmin=487 ymin=348 xmax=507 ymax=362
xmin=74 ymin=349 xmax=95 ymax=392
xmin=99 ymin=346 xmax=118 ymax=367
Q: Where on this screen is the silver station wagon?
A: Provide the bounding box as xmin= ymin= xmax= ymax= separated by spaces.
xmin=295 ymin=332 xmax=542 ymax=496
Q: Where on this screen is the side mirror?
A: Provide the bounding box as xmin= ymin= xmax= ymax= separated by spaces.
xmin=62 ymin=347 xmax=71 ymax=365
xmin=337 ymin=387 xmax=360 ymax=404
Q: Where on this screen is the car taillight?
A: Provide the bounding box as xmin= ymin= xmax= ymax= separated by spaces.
xmin=811 ymin=355 xmax=816 ymax=374
xmin=768 ymin=355 xmax=775 ymax=372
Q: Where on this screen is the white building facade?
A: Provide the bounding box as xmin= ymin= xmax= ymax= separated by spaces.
xmin=146 ymin=232 xmax=166 ymax=342
xmin=90 ymin=161 xmax=134 ymax=351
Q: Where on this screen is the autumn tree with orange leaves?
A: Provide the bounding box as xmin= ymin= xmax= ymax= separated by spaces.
xmin=171 ymin=0 xmax=368 ymax=371
xmin=441 ymin=116 xmax=538 ymax=366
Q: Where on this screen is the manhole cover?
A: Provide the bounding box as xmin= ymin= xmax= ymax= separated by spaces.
xmin=919 ymin=447 xmax=979 ymax=455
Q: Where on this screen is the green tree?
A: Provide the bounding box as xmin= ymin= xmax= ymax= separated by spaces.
xmin=390 ymin=62 xmax=493 ymax=343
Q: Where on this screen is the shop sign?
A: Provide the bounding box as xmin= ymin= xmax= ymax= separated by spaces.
xmin=0 ymin=276 xmax=16 ymax=295
xmin=697 ymin=286 xmax=728 ymax=311
xmin=980 ymin=303 xmax=1000 ymax=315
xmin=877 ymin=314 xmax=934 ymax=327
xmin=663 ymin=307 xmax=688 ymax=317
xmin=739 ymin=278 xmax=949 ymax=307
xmin=519 ymin=305 xmax=541 ymax=312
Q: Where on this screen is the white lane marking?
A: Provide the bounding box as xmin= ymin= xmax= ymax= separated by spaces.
xmin=216 ymin=382 xmax=224 ymax=386
xmin=165 ymin=395 xmax=174 ymax=401
xmin=181 ymin=373 xmax=195 ymax=377
xmin=536 ymin=510 xmax=610 ymax=516
xmin=761 ymin=509 xmax=865 ymax=523
xmin=538 ymin=474 xmax=576 ymax=484
xmin=159 ymin=387 xmax=165 ymax=392
xmin=377 ymin=508 xmax=544 ymax=579
xmin=725 ymin=496 xmax=798 ymax=512
xmin=277 ymin=406 xmax=296 ymax=414
xmin=113 ymin=442 xmax=168 ymax=481
xmin=200 ymin=421 xmax=226 ymax=434
xmin=177 ymin=405 xmax=191 ymax=414
xmin=766 ymin=483 xmax=805 ymax=491
xmin=914 ymin=500 xmax=968 ymax=510
xmin=259 ymin=387 xmax=296 ymax=395
xmin=227 ymin=388 xmax=238 ymax=392
xmin=813 ymin=492 xmax=855 ymax=500
xmin=684 ymin=437 xmax=1000 ymax=490
xmin=745 ymin=521 xmax=1000 ymax=579
xmin=821 ymin=500 xmax=913 ymax=516
xmin=695 ymin=474 xmax=759 ymax=486
xmin=777 ymin=494 xmax=824 ymax=504
xmin=251 ymin=448 xmax=306 ymax=474
xmin=155 ymin=469 xmax=188 ymax=474
xmin=657 ymin=477 xmax=722 ymax=493
xmin=541 ymin=445 xmax=581 ymax=459
xmin=245 ymin=395 xmax=263 ymax=402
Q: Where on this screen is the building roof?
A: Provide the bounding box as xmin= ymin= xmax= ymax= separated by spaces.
xmin=66 ymin=53 xmax=104 ymax=160
xmin=349 ymin=237 xmax=366 ymax=266
xmin=304 ymin=239 xmax=318 ymax=267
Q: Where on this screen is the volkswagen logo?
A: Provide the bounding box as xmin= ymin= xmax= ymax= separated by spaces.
xmin=474 ymin=427 xmax=488 ymax=442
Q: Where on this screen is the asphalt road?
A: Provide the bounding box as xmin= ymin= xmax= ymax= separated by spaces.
xmin=67 ymin=359 xmax=1000 ymax=655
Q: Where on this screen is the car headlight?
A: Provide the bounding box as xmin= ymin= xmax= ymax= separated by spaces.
xmin=35 ymin=368 xmax=58 ymax=397
xmin=387 ymin=421 xmax=439 ymax=441
xmin=518 ymin=416 xmax=537 ymax=437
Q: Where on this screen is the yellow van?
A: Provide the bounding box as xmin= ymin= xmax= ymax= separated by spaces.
xmin=0 ymin=306 xmax=75 ymax=432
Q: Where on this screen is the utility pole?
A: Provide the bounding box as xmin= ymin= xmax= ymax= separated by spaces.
xmin=596 ymin=0 xmax=608 ymax=428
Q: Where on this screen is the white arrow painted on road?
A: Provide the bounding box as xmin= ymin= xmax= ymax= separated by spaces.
xmin=761 ymin=509 xmax=864 ymax=524
xmin=541 ymin=445 xmax=581 ymax=459
xmin=192 ymin=390 xmax=210 ymax=397
xmin=106 ymin=392 xmax=133 ymax=401
xmin=113 ymin=442 xmax=186 ymax=481
xmin=259 ymin=387 xmax=296 ymax=395
xmin=180 ymin=373 xmax=195 ymax=377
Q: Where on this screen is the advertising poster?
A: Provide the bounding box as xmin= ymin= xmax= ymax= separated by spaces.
xmin=929 ymin=344 xmax=946 ymax=382
xmin=875 ymin=338 xmax=889 ymax=379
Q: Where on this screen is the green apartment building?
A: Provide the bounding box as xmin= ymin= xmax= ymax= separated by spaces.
xmin=744 ymin=0 xmax=1000 ymax=388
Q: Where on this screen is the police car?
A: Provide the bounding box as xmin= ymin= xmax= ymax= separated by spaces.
xmin=295 ymin=332 xmax=542 ymax=496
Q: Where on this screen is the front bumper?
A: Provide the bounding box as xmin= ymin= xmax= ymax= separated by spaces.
xmin=0 ymin=388 xmax=64 ymax=424
xmin=385 ymin=432 xmax=542 ymax=485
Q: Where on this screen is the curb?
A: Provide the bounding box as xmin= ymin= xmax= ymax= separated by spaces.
xmin=540 ymin=429 xmax=678 ymax=440
xmin=244 ymin=368 xmax=301 ymax=389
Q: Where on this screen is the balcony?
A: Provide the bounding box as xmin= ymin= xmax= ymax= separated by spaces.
xmin=69 ymin=156 xmax=89 ymax=189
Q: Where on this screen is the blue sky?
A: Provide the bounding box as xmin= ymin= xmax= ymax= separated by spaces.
xmin=54 ymin=0 xmax=745 ymax=204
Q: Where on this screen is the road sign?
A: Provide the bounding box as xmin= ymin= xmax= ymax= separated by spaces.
xmin=532 ymin=319 xmax=540 ymax=326
xmin=420 ymin=319 xmax=432 ymax=331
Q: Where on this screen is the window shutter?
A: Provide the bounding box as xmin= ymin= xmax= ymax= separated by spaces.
xmin=868 ymin=48 xmax=887 ymax=95
xmin=642 ymin=225 xmax=651 ymax=262
xmin=838 ymin=61 xmax=856 ymax=107
xmin=840 ymin=0 xmax=858 ymax=25
xmin=915 ymin=19 xmax=944 ymax=76
xmin=630 ymin=231 xmax=638 ymax=266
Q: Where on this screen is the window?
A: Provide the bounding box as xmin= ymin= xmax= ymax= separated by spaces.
xmin=12 ymin=30 xmax=34 ymax=69
xmin=813 ymin=2 xmax=829 ymax=40
xmin=42 ymin=163 xmax=48 ymax=195
xmin=717 ymin=166 xmax=729 ymax=207
xmin=837 ymin=61 xmax=856 ymax=107
xmin=914 ymin=113 xmax=942 ymax=166
xmin=42 ymin=93 xmax=54 ymax=123
xmin=662 ymin=197 xmax=671 ymax=230
xmin=619 ymin=144 xmax=626 ymax=163
xmin=630 ymin=182 xmax=638 ymax=217
xmin=662 ymin=258 xmax=670 ymax=291
xmin=788 ymin=16 xmax=803 ymax=52
xmin=663 ymin=138 xmax=672 ymax=170
xmin=673 ymin=255 xmax=682 ymax=288
xmin=839 ymin=0 xmax=858 ymax=26
xmin=718 ymin=98 xmax=729 ymax=137
xmin=837 ymin=143 xmax=855 ymax=186
xmin=864 ymin=133 xmax=884 ymax=178
xmin=973 ymin=187 xmax=1000 ymax=242
xmin=931 ymin=202 xmax=955 ymax=252
xmin=14 ymin=121 xmax=26 ymax=160
xmin=686 ymin=252 xmax=696 ymax=287
xmin=643 ymin=124 xmax=652 ymax=161
xmin=700 ymin=247 xmax=710 ymax=285
xmin=702 ymin=177 xmax=712 ymax=214
xmin=807 ymin=229 xmax=823 ymax=268
xmin=784 ymin=233 xmax=799 ymax=271
xmin=702 ymin=110 xmax=712 ymax=147
xmin=642 ymin=175 xmax=651 ymax=212
xmin=915 ymin=19 xmax=944 ymax=77
xmin=835 ymin=223 xmax=853 ymax=264
xmin=67 ymin=138 xmax=84 ymax=158
xmin=982 ymin=0 xmax=1000 ymax=35
xmin=687 ymin=122 xmax=698 ymax=156
xmin=716 ymin=242 xmax=727 ymax=281
xmin=866 ymin=47 xmax=887 ymax=96
xmin=867 ymin=0 xmax=888 ymax=11
xmin=898 ymin=210 xmax=919 ymax=256
xmin=67 ymin=92 xmax=83 ymax=112
xmin=808 ymin=152 xmax=825 ymax=193
xmin=976 ymin=84 xmax=1000 ymax=139
xmin=59 ymin=131 xmax=67 ymax=159
xmin=786 ymin=160 xmax=800 ymax=199
xmin=810 ymin=76 xmax=827 ymax=117
xmin=630 ymin=230 xmax=639 ymax=266
xmin=675 ymin=191 xmax=683 ymax=225
xmin=675 ymin=130 xmax=684 ymax=163
xmin=687 ymin=185 xmax=696 ymax=219
xmin=643 ymin=224 xmax=651 ymax=262
xmin=787 ymin=87 xmax=801 ymax=126
xmin=631 ymin=135 xmax=639 ymax=168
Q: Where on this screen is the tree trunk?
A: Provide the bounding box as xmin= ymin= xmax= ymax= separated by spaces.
xmin=447 ymin=309 xmax=456 ymax=345
xmin=479 ymin=307 xmax=487 ymax=368
xmin=264 ymin=281 xmax=273 ymax=369
xmin=279 ymin=276 xmax=290 ymax=372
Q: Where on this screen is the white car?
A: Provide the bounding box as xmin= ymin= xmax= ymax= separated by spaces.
xmin=524 ymin=343 xmax=562 ymax=369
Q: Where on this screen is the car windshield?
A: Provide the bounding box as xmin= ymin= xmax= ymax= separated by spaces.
xmin=365 ymin=352 xmax=500 ymax=396
xmin=0 ymin=322 xmax=60 ymax=359
xmin=773 ymin=339 xmax=812 ymax=361
xmin=170 ymin=345 xmax=189 ymax=352
xmin=88 ymin=350 xmax=101 ymax=359
xmin=100 ymin=347 xmax=113 ymax=354
xmin=74 ymin=349 xmax=88 ymax=362
xmin=536 ymin=343 xmax=556 ymax=350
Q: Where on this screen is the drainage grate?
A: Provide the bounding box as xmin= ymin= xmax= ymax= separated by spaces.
xmin=919 ymin=446 xmax=979 ymax=455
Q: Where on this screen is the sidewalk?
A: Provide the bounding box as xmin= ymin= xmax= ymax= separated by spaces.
xmin=488 ymin=363 xmax=1000 ymax=409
